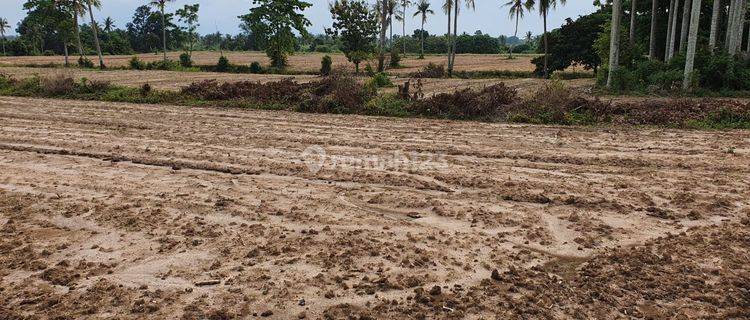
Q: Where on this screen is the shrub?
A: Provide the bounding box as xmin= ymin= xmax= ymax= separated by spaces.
xmin=140 ymin=83 xmax=152 ymax=96
xmin=364 ymin=63 xmax=375 ymax=77
xmin=78 ymin=57 xmax=94 ymax=68
xmin=179 ymin=53 xmax=193 ymax=68
xmin=409 ymin=83 xmax=517 ymax=120
xmin=181 ymin=78 xmax=308 ymax=104
xmin=363 ymin=94 xmax=410 ymax=117
xmin=368 ymin=72 xmax=393 ymax=88
xmin=129 ymin=56 xmax=146 ymax=70
xmin=315 ymin=45 xmax=332 ymax=53
xmin=389 ymin=50 xmax=401 ymax=68
xmin=297 ymin=72 xmax=375 ymax=114
xmin=81 ymin=79 xmax=112 ymax=93
xmin=216 ymin=56 xmax=230 ymax=72
xmin=249 ymin=61 xmax=263 ymax=74
xmin=320 ymin=55 xmax=332 ymax=76
xmin=412 ymin=63 xmax=445 ymax=78
xmin=40 ymin=75 xmax=76 ymax=95
xmin=146 ymin=60 xmax=180 ymax=71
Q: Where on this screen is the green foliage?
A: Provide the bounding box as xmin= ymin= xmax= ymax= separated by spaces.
xmin=532 ymin=12 xmax=608 ymax=75
xmin=239 ymin=0 xmax=312 ymax=69
xmin=179 ymin=52 xmax=193 ymax=67
xmin=147 ymin=59 xmax=180 ymax=70
xmin=249 ymin=61 xmax=263 ymax=74
xmin=216 ymin=56 xmax=230 ymax=72
xmin=176 ymin=4 xmax=200 ymax=55
xmin=320 ymin=55 xmax=333 ymax=76
xmin=363 ymin=94 xmax=410 ymax=117
xmin=327 ymin=0 xmax=378 ymax=72
xmin=389 ymin=50 xmax=401 ymax=68
xmin=368 ymin=72 xmax=393 ymax=88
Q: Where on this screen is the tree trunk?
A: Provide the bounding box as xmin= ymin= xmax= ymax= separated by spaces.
xmin=87 ymin=0 xmax=105 ymax=69
xmin=403 ymin=2 xmax=407 ymax=55
xmin=543 ymin=11 xmax=549 ymax=78
xmin=665 ymin=0 xmax=675 ymax=60
xmin=684 ymin=0 xmax=702 ymax=90
xmin=607 ymin=0 xmax=622 ymax=89
xmin=709 ymin=0 xmax=722 ymax=51
xmin=420 ymin=20 xmax=425 ymax=58
xmin=378 ymin=0 xmax=388 ymax=72
xmin=726 ymin=0 xmax=736 ymax=51
xmin=668 ymin=0 xmax=679 ymax=59
xmin=74 ymin=14 xmax=85 ymax=58
xmin=446 ymin=2 xmax=452 ymax=72
xmin=450 ymin=0 xmax=459 ymax=76
xmin=737 ymin=0 xmax=746 ymax=54
xmin=161 ymin=5 xmax=167 ymax=61
xmin=649 ymin=0 xmax=658 ymax=59
xmin=679 ymin=0 xmax=691 ymax=52
xmin=1 ymin=34 xmax=5 ymax=56
xmin=511 ymin=12 xmax=519 ymax=59
xmin=630 ymin=0 xmax=637 ymax=47
xmin=63 ymin=42 xmax=69 ymax=66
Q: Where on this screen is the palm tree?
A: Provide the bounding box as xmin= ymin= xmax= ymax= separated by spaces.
xmin=59 ymin=0 xmax=87 ymax=59
xmin=683 ymin=0 xmax=701 ymax=90
xmin=0 ymin=18 xmax=9 ymax=56
xmin=526 ymin=0 xmax=566 ymax=78
xmin=708 ymin=0 xmax=721 ymax=52
xmin=607 ymin=0 xmax=622 ymax=89
xmin=103 ymin=17 xmax=114 ymax=33
xmin=386 ymin=0 xmax=397 ymax=46
xmin=449 ymin=0 xmax=476 ymax=76
xmin=525 ymin=31 xmax=532 ymax=43
xmin=413 ymin=0 xmax=434 ymax=58
xmin=444 ymin=0 xmax=453 ymax=69
xmin=648 ymin=0 xmax=658 ymax=59
xmin=150 ymin=0 xmax=174 ymax=61
xmin=679 ymin=0 xmax=691 ymax=52
xmin=85 ymin=0 xmax=105 ymax=68
xmin=400 ymin=0 xmax=412 ymax=55
xmin=666 ymin=0 xmax=678 ymax=60
xmin=503 ymin=0 xmax=531 ymax=59
xmin=629 ymin=0 xmax=636 ymax=46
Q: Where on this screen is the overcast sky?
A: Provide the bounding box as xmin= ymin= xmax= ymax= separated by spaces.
xmin=4 ymin=0 xmax=597 ymax=37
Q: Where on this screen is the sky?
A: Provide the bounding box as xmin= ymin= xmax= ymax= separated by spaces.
xmin=4 ymin=0 xmax=598 ymax=38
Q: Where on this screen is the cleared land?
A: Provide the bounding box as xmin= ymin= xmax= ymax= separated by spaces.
xmin=1 ymin=96 xmax=748 ymax=319
xmin=0 ymin=51 xmax=552 ymax=74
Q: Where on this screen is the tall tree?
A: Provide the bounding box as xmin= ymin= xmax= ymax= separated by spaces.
xmin=386 ymin=0 xmax=397 ymax=45
xmin=707 ymin=0 xmax=721 ymax=51
xmin=328 ymin=0 xmax=378 ymax=72
xmin=103 ymin=16 xmax=114 ymax=33
xmin=679 ymin=0 xmax=690 ymax=51
xmin=377 ymin=0 xmax=389 ymax=71
xmin=648 ymin=0 xmax=658 ymax=58
xmin=503 ymin=0 xmax=531 ymax=59
xmin=399 ymin=0 xmax=412 ymax=54
xmin=413 ymin=0 xmax=434 ymax=58
xmin=63 ymin=0 xmax=87 ymax=58
xmin=629 ymin=0 xmax=637 ymax=46
xmin=240 ymin=0 xmax=311 ymax=69
xmin=0 ymin=18 xmax=8 ymax=56
xmin=526 ymin=0 xmax=567 ymax=78
xmin=666 ymin=0 xmax=678 ymax=60
xmin=683 ymin=0 xmax=701 ymax=90
xmin=448 ymin=0 xmax=476 ymax=76
xmin=176 ymin=4 xmax=199 ymax=58
xmin=150 ymin=0 xmax=174 ymax=61
xmin=85 ymin=0 xmax=104 ymax=68
xmin=443 ymin=0 xmax=452 ymax=73
xmin=607 ymin=0 xmax=622 ymax=89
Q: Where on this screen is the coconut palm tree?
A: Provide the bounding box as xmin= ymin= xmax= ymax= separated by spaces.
xmin=0 ymin=18 xmax=9 ymax=56
xmin=649 ymin=0 xmax=658 ymax=59
xmin=399 ymin=0 xmax=412 ymax=55
xmin=525 ymin=31 xmax=532 ymax=43
xmin=58 ymin=0 xmax=87 ymax=59
xmin=666 ymin=0 xmax=678 ymax=60
xmin=679 ymin=0 xmax=691 ymax=52
xmin=413 ymin=0 xmax=434 ymax=58
xmin=85 ymin=0 xmax=105 ymax=68
xmin=386 ymin=0 xmax=397 ymax=46
xmin=683 ymin=0 xmax=701 ymax=89
xmin=629 ymin=0 xmax=637 ymax=46
xmin=444 ymin=0 xmax=453 ymax=68
xmin=150 ymin=0 xmax=174 ymax=61
xmin=103 ymin=17 xmax=114 ymax=33
xmin=708 ymin=0 xmax=721 ymax=51
xmin=448 ymin=0 xmax=476 ymax=76
xmin=607 ymin=0 xmax=622 ymax=89
xmin=526 ymin=0 xmax=567 ymax=78
xmin=503 ymin=0 xmax=531 ymax=59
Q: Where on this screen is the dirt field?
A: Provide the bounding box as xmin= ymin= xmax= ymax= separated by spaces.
xmin=0 ymin=66 xmax=595 ymax=96
xmin=1 ymin=96 xmax=748 ymax=319
xmin=0 ymin=51 xmax=549 ymax=75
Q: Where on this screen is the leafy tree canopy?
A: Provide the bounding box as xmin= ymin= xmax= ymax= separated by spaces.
xmin=239 ymin=0 xmax=311 ymax=68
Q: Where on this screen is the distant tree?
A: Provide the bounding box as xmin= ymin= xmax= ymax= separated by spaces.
xmin=327 ymin=0 xmax=379 ymax=72
xmin=448 ymin=0 xmax=475 ymax=75
xmin=531 ymin=12 xmax=607 ymax=75
xmin=84 ymin=0 xmax=104 ymax=68
xmin=239 ymin=0 xmax=311 ymax=69
xmin=103 ymin=16 xmax=114 ymax=33
xmin=503 ymin=0 xmax=531 ymax=58
xmin=398 ymin=0 xmax=412 ymax=54
xmin=150 ymin=0 xmax=175 ymax=61
xmin=0 ymin=18 xmax=9 ymax=55
xmin=413 ymin=0 xmax=434 ymax=58
xmin=176 ymin=4 xmax=199 ymax=58
xmin=525 ymin=0 xmax=567 ymax=78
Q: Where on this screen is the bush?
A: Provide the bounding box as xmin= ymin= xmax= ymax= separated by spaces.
xmin=129 ymin=56 xmax=146 ymax=70
xmin=363 ymin=94 xmax=410 ymax=117
xmin=320 ymin=55 xmax=332 ymax=76
xmin=507 ymin=80 xmax=606 ymax=125
xmin=297 ymin=72 xmax=375 ymax=114
xmin=368 ymin=72 xmax=393 ymax=88
xmin=409 ymin=83 xmax=518 ymax=120
xmin=315 ymin=45 xmax=332 ymax=53
xmin=412 ymin=63 xmax=445 ymax=78
xmin=140 ymin=83 xmax=152 ymax=96
xmin=216 ymin=56 xmax=230 ymax=72
xmin=146 ymin=60 xmax=180 ymax=71
xmin=78 ymin=57 xmax=94 ymax=68
xmin=249 ymin=61 xmax=263 ymax=74
xmin=40 ymin=75 xmax=76 ymax=95
xmin=389 ymin=50 xmax=401 ymax=68
xmin=181 ymin=78 xmax=308 ymax=104
xmin=179 ymin=53 xmax=193 ymax=68
xmin=79 ymin=78 xmax=112 ymax=93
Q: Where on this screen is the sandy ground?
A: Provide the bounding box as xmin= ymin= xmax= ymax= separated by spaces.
xmin=0 ymin=66 xmax=595 ymax=96
xmin=0 ymin=52 xmax=552 ymax=75
xmin=0 ymin=96 xmax=749 ymax=319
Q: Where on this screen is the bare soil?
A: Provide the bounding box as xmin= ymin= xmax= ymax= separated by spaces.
xmin=0 ymin=52 xmax=551 ymax=75
xmin=0 ymin=96 xmax=748 ymax=319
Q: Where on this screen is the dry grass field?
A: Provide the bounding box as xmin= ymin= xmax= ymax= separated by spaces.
xmin=0 ymin=51 xmax=552 ymax=74
xmin=1 ymin=96 xmax=749 ymax=318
